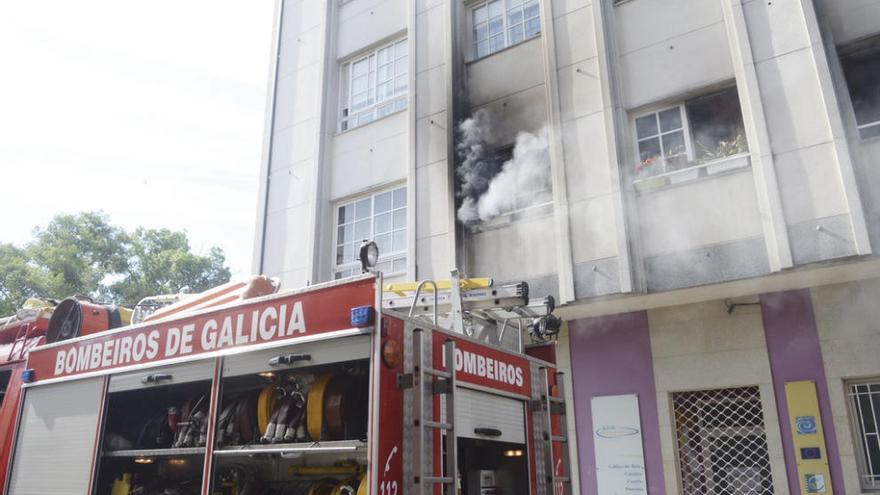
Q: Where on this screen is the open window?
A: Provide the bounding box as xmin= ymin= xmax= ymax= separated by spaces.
xmin=840 ymin=38 xmax=880 ymax=139
xmin=633 ymin=86 xmax=750 ymax=188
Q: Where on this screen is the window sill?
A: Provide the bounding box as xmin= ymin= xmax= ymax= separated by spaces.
xmin=336 ymin=106 xmax=407 ymax=137
xmin=466 ymin=34 xmax=542 ymax=65
xmin=466 ymin=201 xmax=553 ymax=233
xmin=633 ymin=153 xmax=751 ymax=195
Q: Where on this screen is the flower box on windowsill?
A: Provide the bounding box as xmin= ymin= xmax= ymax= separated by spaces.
xmin=704 ymin=153 xmax=750 ymax=175
xmin=633 ymin=153 xmax=751 ymax=194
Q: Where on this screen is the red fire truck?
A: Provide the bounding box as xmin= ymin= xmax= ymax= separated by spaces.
xmin=1 ymin=272 xmax=569 ymax=495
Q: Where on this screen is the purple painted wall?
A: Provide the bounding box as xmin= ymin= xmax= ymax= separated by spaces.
xmin=761 ymin=289 xmax=845 ymax=494
xmin=568 ymin=311 xmax=665 ymax=495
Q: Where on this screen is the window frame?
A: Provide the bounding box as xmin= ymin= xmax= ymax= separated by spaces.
xmin=339 ymin=38 xmax=408 ymax=132
xmin=469 ymin=0 xmax=541 ymax=61
xmin=631 ymin=103 xmax=694 ymax=178
xmin=629 ymin=86 xmax=752 ymax=187
xmin=332 ymin=186 xmax=408 ymax=279
xmin=845 ymin=377 xmax=880 ymax=492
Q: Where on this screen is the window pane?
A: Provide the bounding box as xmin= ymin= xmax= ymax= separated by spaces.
xmin=395 ymin=75 xmax=407 ymax=94
xmin=686 ymin=86 xmax=748 ymax=161
xmin=395 ymin=39 xmax=407 ymax=58
xmin=377 ymin=102 xmax=394 ymax=118
xmin=393 ymin=230 xmax=406 ymax=251
xmin=376 ymin=260 xmax=393 ymax=273
xmin=341 ymin=204 xmax=354 ymax=224
xmin=393 ymin=209 xmax=406 ymax=229
xmin=659 ymin=107 xmax=682 ymax=132
xmin=376 ymin=233 xmax=392 ymax=254
xmin=355 ymin=199 xmax=371 ymax=219
xmin=489 ymin=17 xmax=503 ymax=35
xmin=638 ymin=137 xmax=661 ymax=172
xmin=377 ymin=47 xmax=390 ymax=65
xmin=524 ymin=0 xmax=539 ymax=17
xmin=474 ymin=5 xmax=488 ymax=23
xmin=393 ymin=258 xmax=407 ymax=273
xmin=352 ymin=59 xmax=369 ymax=77
xmin=636 ymin=114 xmax=658 ymax=138
xmin=508 ymin=8 xmax=523 ymax=26
xmin=337 ymin=225 xmax=347 ymax=245
xmin=377 ymin=81 xmax=392 ymax=100
xmin=861 ymin=395 xmax=877 ymax=433
xmin=375 ymin=212 xmax=392 ymax=234
xmin=377 ymin=65 xmax=391 ymax=83
xmin=662 ymin=130 xmax=687 ymax=158
xmin=395 ymin=58 xmax=407 ymax=78
xmin=343 ymin=243 xmax=354 ymax=263
xmin=489 ymin=0 xmax=503 ymax=18
xmin=476 ymin=23 xmax=488 ymax=42
xmin=393 ymin=188 xmax=407 ymax=208
xmin=490 ymin=34 xmax=505 ymax=53
xmin=525 ymin=17 xmax=541 ymax=36
xmin=355 ymin=219 xmax=371 ymax=241
xmin=476 ymin=41 xmax=489 ymax=58
xmin=375 ymin=191 xmax=393 ymax=213
xmin=336 ymin=245 xmax=345 ymax=265
xmin=509 ymin=24 xmax=524 ymax=44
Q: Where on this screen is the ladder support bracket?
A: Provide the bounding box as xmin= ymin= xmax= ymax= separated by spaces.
xmin=432 ymin=377 xmax=452 ymax=395
xmin=397 ymin=373 xmax=414 ymax=389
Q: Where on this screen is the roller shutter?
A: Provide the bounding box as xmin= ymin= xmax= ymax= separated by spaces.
xmin=444 ymin=388 xmax=526 ymax=444
xmin=8 ymin=377 xmax=105 ymax=494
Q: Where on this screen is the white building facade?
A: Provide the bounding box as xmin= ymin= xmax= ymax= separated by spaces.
xmin=253 ymin=0 xmax=880 ymax=493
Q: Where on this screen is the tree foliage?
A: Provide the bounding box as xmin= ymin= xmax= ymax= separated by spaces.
xmin=0 ymin=212 xmax=231 ymax=315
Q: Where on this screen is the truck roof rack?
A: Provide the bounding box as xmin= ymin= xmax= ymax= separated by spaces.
xmin=381 ymin=269 xmax=558 ymax=348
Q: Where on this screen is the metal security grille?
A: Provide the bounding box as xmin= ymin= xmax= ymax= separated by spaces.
xmin=672 ymin=386 xmax=774 ymax=494
xmin=847 ymin=380 xmax=880 ymax=490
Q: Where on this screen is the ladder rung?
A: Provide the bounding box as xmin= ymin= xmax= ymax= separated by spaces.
xmin=551 ymin=435 xmax=567 ymax=443
xmin=422 ymin=477 xmax=454 ymax=484
xmin=552 ymin=477 xmax=571 ymax=483
xmin=548 ymin=396 xmax=564 ymax=404
xmin=424 ymin=420 xmax=453 ymax=430
xmin=424 ymin=368 xmax=452 ymax=379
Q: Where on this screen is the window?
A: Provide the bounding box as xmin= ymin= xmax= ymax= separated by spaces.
xmin=334 ymin=187 xmax=407 ymax=278
xmin=672 ymin=386 xmax=774 ymax=495
xmin=840 ymin=41 xmax=880 ymax=139
xmin=634 ymin=86 xmax=749 ymax=180
xmin=340 ymin=38 xmax=408 ymax=131
xmin=471 ymin=0 xmax=540 ymax=59
xmin=847 ymin=379 xmax=880 ymax=490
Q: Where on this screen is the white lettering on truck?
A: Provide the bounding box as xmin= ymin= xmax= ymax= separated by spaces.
xmin=51 ymin=300 xmax=308 ymax=376
xmin=447 ymin=347 xmax=524 ymax=388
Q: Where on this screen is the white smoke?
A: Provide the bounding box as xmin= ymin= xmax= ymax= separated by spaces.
xmin=456 ymin=109 xmax=551 ymax=226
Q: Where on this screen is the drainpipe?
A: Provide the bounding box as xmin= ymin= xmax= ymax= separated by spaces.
xmin=253 ymin=0 xmax=285 ymax=275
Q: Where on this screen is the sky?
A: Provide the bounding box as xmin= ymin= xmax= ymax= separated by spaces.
xmin=0 ymin=1 xmax=276 ymax=278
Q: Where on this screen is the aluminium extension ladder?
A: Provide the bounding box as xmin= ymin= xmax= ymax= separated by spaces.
xmin=537 ymin=368 xmax=572 ymax=495
xmin=411 ymin=330 xmax=457 ymax=495
xmin=382 ymin=269 xmax=554 ymax=346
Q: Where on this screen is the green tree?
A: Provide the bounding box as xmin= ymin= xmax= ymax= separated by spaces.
xmin=0 ymin=212 xmax=232 ymax=315
xmin=110 ymin=228 xmax=231 ymax=305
